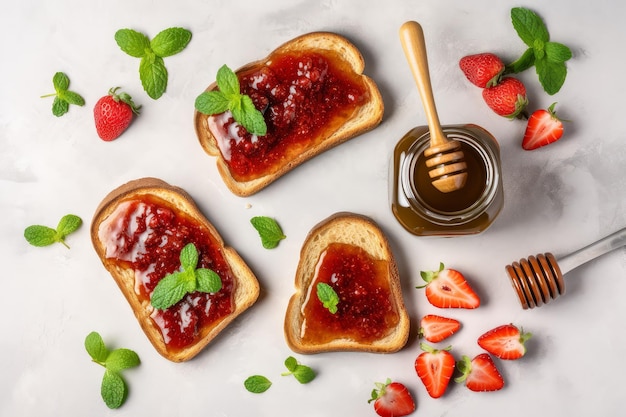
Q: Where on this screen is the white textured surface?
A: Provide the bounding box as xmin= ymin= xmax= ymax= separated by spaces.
xmin=2 ymin=0 xmax=626 ymax=415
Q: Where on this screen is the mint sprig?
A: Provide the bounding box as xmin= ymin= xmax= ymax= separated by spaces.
xmin=195 ymin=65 xmax=268 ymax=136
xmin=24 ymin=214 xmax=82 ymax=249
xmin=282 ymin=356 xmax=316 ymax=384
xmin=316 ymin=282 xmax=339 ymax=314
xmin=115 ymin=27 xmax=192 ymax=100
xmin=504 ymin=7 xmax=572 ymax=95
xmin=244 ymin=375 xmax=272 ymax=393
xmin=250 ymin=216 xmax=285 ymax=249
xmin=150 ymin=243 xmax=222 ymax=310
xmin=40 ymin=72 xmax=85 ymax=116
xmin=85 ymin=331 xmax=140 ymax=409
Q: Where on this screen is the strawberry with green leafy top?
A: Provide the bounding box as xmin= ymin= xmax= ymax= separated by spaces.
xmin=368 ymin=379 xmax=416 ymax=417
xmin=459 ymin=53 xmax=504 ymax=88
xmin=415 ymin=343 xmax=456 ymax=398
xmin=93 ymin=87 xmax=141 ymax=141
xmin=522 ymin=103 xmax=564 ymax=150
xmin=455 ymin=354 xmax=504 ymax=392
xmin=419 ymin=315 xmax=461 ymax=343
xmin=417 ymin=263 xmax=480 ymax=309
xmin=477 ymin=324 xmax=532 ymax=360
xmin=482 ymin=77 xmax=528 ymax=119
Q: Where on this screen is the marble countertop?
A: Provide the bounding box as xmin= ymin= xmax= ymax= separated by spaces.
xmin=3 ymin=0 xmax=625 ymax=415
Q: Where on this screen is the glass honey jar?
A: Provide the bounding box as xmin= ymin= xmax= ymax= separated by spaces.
xmin=390 ymin=124 xmax=504 ymax=236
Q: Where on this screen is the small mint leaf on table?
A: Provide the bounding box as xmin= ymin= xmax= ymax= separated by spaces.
xmin=106 ymin=348 xmax=141 ymax=373
xmin=511 ymin=7 xmax=549 ymax=46
xmin=101 ymin=369 xmax=126 ymax=409
xmin=244 ymin=375 xmax=272 ymax=393
xmin=24 ymin=214 xmax=82 ymax=248
xmin=41 ymin=72 xmax=85 ymax=116
xmin=114 ymin=29 xmax=151 ymax=58
xmin=250 ymin=216 xmax=285 ymax=249
xmin=85 ymin=331 xmax=109 ymax=364
xmin=282 ymin=356 xmax=316 ymax=384
xmin=150 ymin=27 xmax=192 ymax=57
xmin=139 ymin=53 xmax=168 ymax=100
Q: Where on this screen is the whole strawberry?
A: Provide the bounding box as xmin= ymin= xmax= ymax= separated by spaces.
xmin=482 ymin=77 xmax=528 ymax=119
xmin=459 ymin=53 xmax=504 ymax=88
xmin=94 ymin=87 xmax=141 ymax=141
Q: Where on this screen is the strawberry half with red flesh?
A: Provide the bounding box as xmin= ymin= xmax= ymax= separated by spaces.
xmin=94 ymin=87 xmax=141 ymax=141
xmin=459 ymin=53 xmax=504 ymax=88
xmin=418 ymin=263 xmax=480 ymax=309
xmin=368 ymin=379 xmax=416 ymax=417
xmin=455 ymin=354 xmax=504 ymax=392
xmin=415 ymin=343 xmax=456 ymax=399
xmin=477 ymin=324 xmax=532 ymax=360
xmin=522 ymin=103 xmax=564 ymax=150
xmin=419 ymin=314 xmax=461 ymax=343
xmin=482 ymin=77 xmax=528 ymax=119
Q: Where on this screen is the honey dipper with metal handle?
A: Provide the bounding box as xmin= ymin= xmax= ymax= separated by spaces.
xmin=506 ymin=227 xmax=626 ymax=309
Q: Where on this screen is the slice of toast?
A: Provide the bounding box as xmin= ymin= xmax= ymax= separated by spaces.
xmin=284 ymin=212 xmax=410 ymax=354
xmin=90 ymin=177 xmax=260 ymax=362
xmin=194 ymin=31 xmax=384 ymax=196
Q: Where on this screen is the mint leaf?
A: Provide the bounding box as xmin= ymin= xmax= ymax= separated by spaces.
xmin=195 ymin=91 xmax=230 ymax=114
xmin=545 ymin=42 xmax=573 ymax=63
xmin=106 ymin=348 xmax=141 ymax=373
xmin=41 ymin=72 xmax=84 ymax=117
xmin=101 ymin=369 xmax=126 ymax=409
xmin=151 ymin=27 xmax=192 ymax=57
xmin=250 ymin=216 xmax=285 ymax=249
xmin=116 ymin=27 xmax=191 ymax=99
xmin=195 ymin=65 xmax=268 ymax=136
xmin=535 ymin=59 xmax=567 ymax=95
xmin=282 ymin=356 xmax=316 ymax=384
xmin=511 ymin=7 xmax=549 ymax=46
xmin=56 ymin=214 xmax=82 ymax=239
xmin=139 ymin=53 xmax=168 ymax=99
xmin=196 ymin=268 xmax=222 ymax=293
xmin=114 ymin=29 xmax=150 ymax=58
xmin=85 ymin=331 xmax=109 ymax=364
xmin=316 ymin=282 xmax=339 ymax=314
xmin=150 ymin=243 xmax=222 ymax=310
xmin=150 ymin=272 xmax=188 ymax=309
xmin=244 ymin=375 xmax=272 ymax=393
xmin=24 ymin=225 xmax=58 ymax=247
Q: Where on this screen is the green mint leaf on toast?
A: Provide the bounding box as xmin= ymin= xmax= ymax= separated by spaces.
xmin=250 ymin=216 xmax=285 ymax=249
xmin=115 ymin=27 xmax=191 ymax=99
xmin=150 ymin=243 xmax=222 ymax=310
xmin=282 ymin=356 xmax=316 ymax=384
xmin=244 ymin=375 xmax=272 ymax=393
xmin=316 ymin=282 xmax=339 ymax=314
xmin=195 ymin=65 xmax=268 ymax=136
xmin=24 ymin=214 xmax=82 ymax=248
xmin=101 ymin=370 xmax=126 ymax=409
xmin=150 ymin=27 xmax=192 ymax=57
xmin=41 ymin=72 xmax=85 ymax=116
xmin=85 ymin=332 xmax=140 ymax=409
xmin=114 ymin=29 xmax=151 ymax=58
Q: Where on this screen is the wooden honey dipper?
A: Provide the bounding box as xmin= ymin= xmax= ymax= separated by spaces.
xmin=399 ymin=21 xmax=468 ymax=193
xmin=506 ymin=227 xmax=626 ymax=309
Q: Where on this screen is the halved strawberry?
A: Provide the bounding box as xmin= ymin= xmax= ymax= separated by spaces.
xmin=419 ymin=315 xmax=461 ymax=343
xmin=459 ymin=53 xmax=505 ymax=88
xmin=417 ymin=263 xmax=480 ymax=309
xmin=455 ymin=353 xmax=504 ymax=392
xmin=415 ymin=343 xmax=456 ymax=398
xmin=477 ymin=324 xmax=532 ymax=360
xmin=368 ymin=379 xmax=416 ymax=417
xmin=522 ymin=103 xmax=564 ymax=150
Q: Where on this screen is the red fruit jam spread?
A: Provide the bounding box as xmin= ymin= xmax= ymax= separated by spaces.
xmin=207 ymin=49 xmax=370 ymax=182
xmin=97 ymin=195 xmax=235 ymax=351
xmin=300 ymin=242 xmax=400 ymax=344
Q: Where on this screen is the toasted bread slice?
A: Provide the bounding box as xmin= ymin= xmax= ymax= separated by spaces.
xmin=90 ymin=177 xmax=260 ymax=362
xmin=194 ymin=31 xmax=384 ymax=196
xmin=284 ymin=212 xmax=409 ymax=354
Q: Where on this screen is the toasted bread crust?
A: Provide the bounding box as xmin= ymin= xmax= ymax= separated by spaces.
xmin=90 ymin=177 xmax=260 ymax=362
xmin=284 ymin=212 xmax=410 ymax=354
xmin=194 ymin=32 xmax=384 ymax=196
